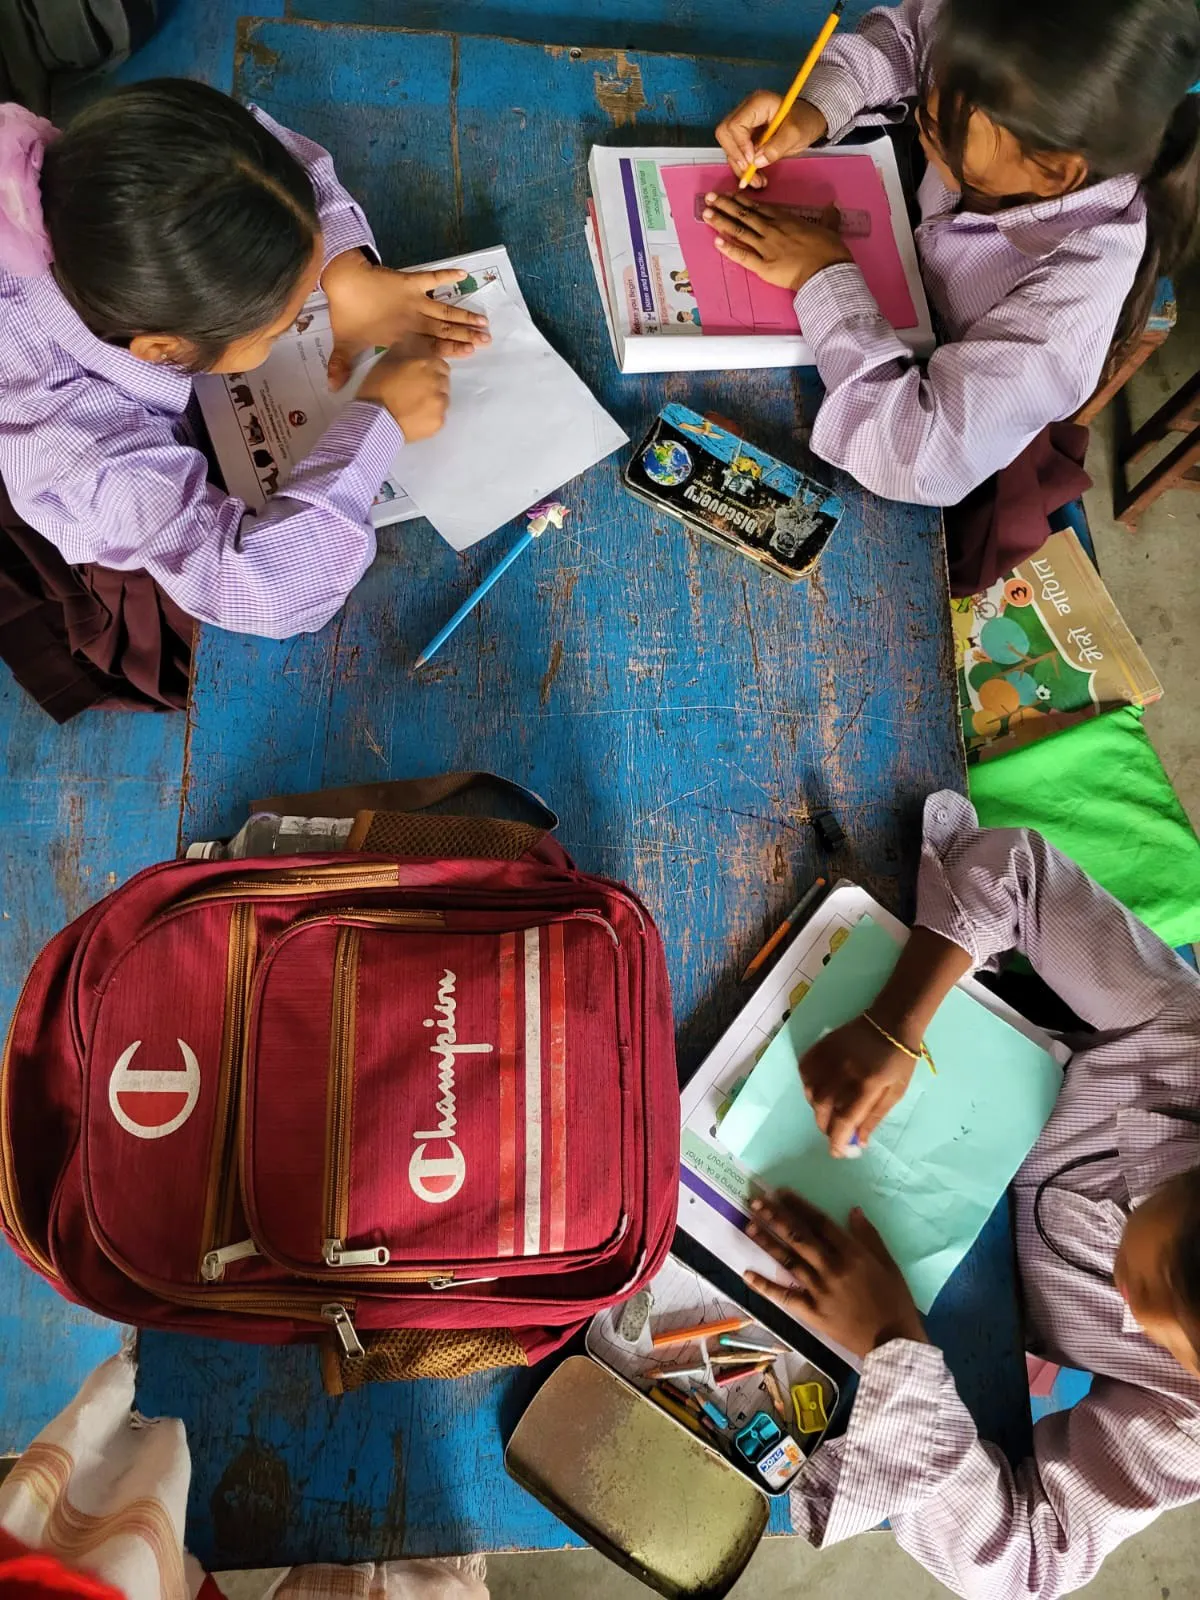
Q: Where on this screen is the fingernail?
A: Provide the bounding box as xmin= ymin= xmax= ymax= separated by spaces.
xmin=851 ymin=1206 xmax=864 ymax=1218
xmin=705 ymin=191 xmax=717 ymax=201
xmin=702 ymin=208 xmax=713 ymax=220
xmin=750 ymin=1197 xmax=763 ymax=1212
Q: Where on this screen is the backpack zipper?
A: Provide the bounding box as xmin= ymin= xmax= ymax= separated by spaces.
xmin=321 ymin=927 xmax=389 ymax=1268
xmin=182 ymin=862 xmax=402 ymax=905
xmin=198 ymin=901 xmax=256 ymax=1278
xmin=322 ymin=1301 xmax=364 ymax=1357
xmin=0 ymin=965 xmax=57 ymax=1279
xmin=201 ymin=1237 xmax=261 ymax=1281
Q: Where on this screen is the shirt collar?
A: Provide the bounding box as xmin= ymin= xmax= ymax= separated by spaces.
xmin=25 ymin=269 xmax=193 ymax=413
xmin=927 ymin=170 xmax=1143 ymax=257
xmin=992 ymin=174 xmax=1143 ymax=257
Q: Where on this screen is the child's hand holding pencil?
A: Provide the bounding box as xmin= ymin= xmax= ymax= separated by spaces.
xmin=715 ymin=0 xmax=844 ymax=189
xmin=715 ymin=94 xmax=829 ymax=189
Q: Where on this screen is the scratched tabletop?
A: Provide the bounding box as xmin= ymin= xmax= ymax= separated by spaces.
xmin=0 ymin=0 xmax=1033 ymax=1568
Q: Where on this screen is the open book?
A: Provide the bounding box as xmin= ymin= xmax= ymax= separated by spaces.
xmin=193 ymin=246 xmax=528 ymax=531
xmin=586 ymin=134 xmax=934 ymax=374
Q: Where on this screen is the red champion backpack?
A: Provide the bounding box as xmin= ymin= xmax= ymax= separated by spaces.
xmin=0 ymin=775 xmax=679 ymax=1384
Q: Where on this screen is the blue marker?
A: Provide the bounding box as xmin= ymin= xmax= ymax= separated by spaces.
xmin=414 ymin=527 xmax=537 ymax=668
xmin=414 ymin=501 xmax=567 ymax=668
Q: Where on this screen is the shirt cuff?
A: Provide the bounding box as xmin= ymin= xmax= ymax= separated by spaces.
xmin=321 ymin=208 xmax=378 ymax=273
xmin=825 ymin=1339 xmax=948 ymax=1536
xmin=799 ymin=66 xmax=867 ymax=144
xmin=794 ymin=261 xmax=884 ymax=350
xmin=914 ymin=792 xmax=987 ymax=968
xmin=293 ymin=401 xmax=405 ymax=524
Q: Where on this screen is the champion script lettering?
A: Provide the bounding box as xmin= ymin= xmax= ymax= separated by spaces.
xmin=408 ymin=969 xmax=493 ymax=1204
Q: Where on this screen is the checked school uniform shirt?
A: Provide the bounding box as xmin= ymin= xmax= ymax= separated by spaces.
xmin=793 ymin=0 xmax=1148 ymax=506
xmin=0 ymin=111 xmax=403 ymax=638
xmin=791 ymin=791 xmax=1200 ymax=1598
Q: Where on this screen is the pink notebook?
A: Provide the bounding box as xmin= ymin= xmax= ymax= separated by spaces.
xmin=661 ymin=156 xmax=918 ymax=337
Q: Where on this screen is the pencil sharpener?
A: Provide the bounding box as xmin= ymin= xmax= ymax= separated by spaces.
xmin=733 ymin=1410 xmax=781 ymax=1464
xmin=792 ymin=1380 xmax=829 ymax=1434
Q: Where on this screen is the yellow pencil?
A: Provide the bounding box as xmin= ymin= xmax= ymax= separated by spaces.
xmin=739 ymin=0 xmax=845 ymax=190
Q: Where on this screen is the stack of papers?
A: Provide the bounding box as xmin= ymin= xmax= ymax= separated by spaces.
xmin=586 ymin=140 xmax=934 ymax=374
xmin=195 ymin=244 xmax=627 ymax=551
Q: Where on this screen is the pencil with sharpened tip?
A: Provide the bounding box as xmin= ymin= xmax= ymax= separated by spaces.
xmin=647 ymin=1385 xmax=705 ymax=1435
xmin=738 ymin=0 xmax=846 ymax=191
xmin=715 ymin=1361 xmax=765 ymax=1387
xmin=648 ymin=1363 xmax=710 ymax=1381
xmin=762 ymin=1368 xmax=788 ymax=1418
xmin=718 ymin=1334 xmax=790 ymax=1356
xmin=741 ymin=876 xmax=827 ymax=982
xmin=650 ymin=1315 xmax=749 ymax=1349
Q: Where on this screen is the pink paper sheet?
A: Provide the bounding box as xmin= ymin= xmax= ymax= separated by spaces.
xmin=661 ymin=157 xmax=918 ymax=337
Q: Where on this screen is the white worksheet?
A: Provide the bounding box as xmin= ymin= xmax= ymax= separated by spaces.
xmin=391 ymin=279 xmax=628 ymax=550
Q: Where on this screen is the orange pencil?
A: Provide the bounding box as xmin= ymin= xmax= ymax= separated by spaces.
xmin=741 ymin=876 xmax=827 ymax=983
xmin=650 ymin=1315 xmax=749 ymax=1349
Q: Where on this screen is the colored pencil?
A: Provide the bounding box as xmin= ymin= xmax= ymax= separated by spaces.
xmin=715 ymin=1362 xmax=765 ymax=1387
xmin=650 ymin=1315 xmax=749 ymax=1349
xmin=648 ymin=1385 xmax=705 ymax=1435
xmin=762 ymin=1368 xmax=787 ymax=1418
xmin=739 ymin=1 xmax=846 ymax=191
xmin=414 ymin=528 xmax=535 ymax=668
xmin=718 ymin=1335 xmax=790 ymax=1356
xmin=741 ymin=876 xmax=827 ymax=982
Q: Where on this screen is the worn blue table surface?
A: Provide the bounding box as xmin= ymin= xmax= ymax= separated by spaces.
xmin=0 ymin=0 xmax=1034 ymax=1568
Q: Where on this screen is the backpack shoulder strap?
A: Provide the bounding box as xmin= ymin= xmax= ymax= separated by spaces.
xmin=252 ymin=771 xmax=562 ymax=864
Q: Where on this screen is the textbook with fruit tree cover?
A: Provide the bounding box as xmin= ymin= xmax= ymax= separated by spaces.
xmin=953 ymin=529 xmax=1162 ymax=764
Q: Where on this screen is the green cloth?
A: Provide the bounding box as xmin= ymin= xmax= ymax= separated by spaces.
xmin=968 ymin=705 xmax=1200 ymax=949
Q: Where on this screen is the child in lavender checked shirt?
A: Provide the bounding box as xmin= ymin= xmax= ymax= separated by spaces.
xmin=746 ymin=792 xmax=1200 ymax=1598
xmin=0 ymin=79 xmax=491 ymax=712
xmin=708 ymin=0 xmax=1200 ymax=591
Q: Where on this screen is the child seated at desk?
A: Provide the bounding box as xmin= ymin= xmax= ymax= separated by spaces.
xmin=710 ymin=0 xmax=1200 ymax=595
xmin=0 ymin=79 xmax=489 ymax=718
xmin=747 ymin=790 xmax=1200 ymax=1598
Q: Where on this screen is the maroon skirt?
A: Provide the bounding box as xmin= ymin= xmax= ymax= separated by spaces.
xmin=0 ymin=486 xmax=194 ymax=722
xmin=944 ymin=422 xmax=1092 ymax=598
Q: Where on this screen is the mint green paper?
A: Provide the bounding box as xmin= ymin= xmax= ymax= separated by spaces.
xmin=718 ymin=917 xmax=1063 ymax=1312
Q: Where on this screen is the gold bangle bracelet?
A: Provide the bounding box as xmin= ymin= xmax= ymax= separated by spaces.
xmin=862 ymin=1010 xmax=937 ymax=1075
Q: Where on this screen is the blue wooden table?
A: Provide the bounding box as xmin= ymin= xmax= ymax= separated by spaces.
xmin=0 ymin=0 xmax=1033 ymax=1569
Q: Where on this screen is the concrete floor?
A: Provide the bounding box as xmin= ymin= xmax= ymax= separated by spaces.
xmin=481 ymin=289 xmax=1200 ymax=1599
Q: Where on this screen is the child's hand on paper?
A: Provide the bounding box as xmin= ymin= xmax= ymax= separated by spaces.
xmin=701 ymin=193 xmax=852 ymax=291
xmin=716 ymin=93 xmax=828 ymax=188
xmin=745 ymin=1191 xmax=926 ymax=1360
xmin=799 ymin=1017 xmax=915 ymax=1157
xmin=357 ymin=339 xmax=451 ymax=441
xmin=322 ymin=250 xmax=491 ymax=389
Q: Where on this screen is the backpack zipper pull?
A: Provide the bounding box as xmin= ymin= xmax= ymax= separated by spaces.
xmin=429 ymin=1274 xmax=499 ymax=1291
xmin=322 ymin=1302 xmax=364 ymax=1358
xmin=201 ymin=1238 xmax=261 ymax=1282
xmin=323 ymin=1238 xmax=391 ymax=1268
